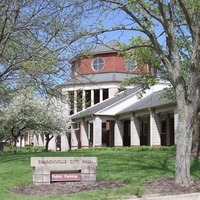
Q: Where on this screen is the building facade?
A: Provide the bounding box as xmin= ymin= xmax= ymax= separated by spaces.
xmin=34 ymin=40 xmax=176 ymax=151
xmin=67 ymin=40 xmax=176 ymax=150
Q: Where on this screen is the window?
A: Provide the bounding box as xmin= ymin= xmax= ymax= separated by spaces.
xmin=124 ymin=58 xmax=137 ymax=71
xmin=92 ymin=57 xmax=104 ymax=71
xmin=103 ymin=89 xmax=109 ymax=100
xmin=94 ymin=89 xmax=100 ymax=104
xmin=77 ymin=89 xmax=82 ymax=112
xmin=85 ymin=90 xmax=91 ymax=108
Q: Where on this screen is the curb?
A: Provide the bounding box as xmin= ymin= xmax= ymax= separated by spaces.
xmin=129 ymin=193 xmax=200 ymax=200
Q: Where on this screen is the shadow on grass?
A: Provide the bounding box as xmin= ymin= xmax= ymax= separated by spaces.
xmin=191 ymin=158 xmax=200 ymax=179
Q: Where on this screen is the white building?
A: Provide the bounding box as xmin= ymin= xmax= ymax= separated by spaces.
xmin=34 ymin=41 xmax=176 ymax=151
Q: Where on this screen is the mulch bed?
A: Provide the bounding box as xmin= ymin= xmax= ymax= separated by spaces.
xmin=143 ymin=178 xmax=200 ymax=196
xmin=10 ymin=180 xmax=126 ymax=196
xmin=10 ymin=178 xmax=200 ymax=197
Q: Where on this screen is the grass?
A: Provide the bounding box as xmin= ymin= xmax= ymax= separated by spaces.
xmin=0 ymin=146 xmax=200 ymax=200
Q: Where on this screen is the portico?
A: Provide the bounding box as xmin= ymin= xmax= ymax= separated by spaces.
xmin=70 ymin=85 xmax=177 ymax=149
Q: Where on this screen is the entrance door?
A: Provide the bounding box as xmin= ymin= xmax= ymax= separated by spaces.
xmin=161 ymin=119 xmax=167 ymax=146
xmin=123 ymin=120 xmax=130 ymax=146
xmin=170 ymin=118 xmax=175 ymax=145
xmin=108 ymin=120 xmax=114 ymax=147
xmin=89 ymin=123 xmax=93 ymax=147
xmin=140 ymin=121 xmax=149 ymax=145
xmin=102 ymin=122 xmax=107 ymax=147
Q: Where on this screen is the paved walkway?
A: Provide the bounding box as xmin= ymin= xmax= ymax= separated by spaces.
xmin=128 ymin=193 xmax=200 ymax=200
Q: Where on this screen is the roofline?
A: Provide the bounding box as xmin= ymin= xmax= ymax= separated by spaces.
xmin=58 ymin=72 xmax=139 ymax=88
xmin=69 ymin=85 xmax=174 ymax=121
xmin=115 ymin=102 xmax=176 ymax=116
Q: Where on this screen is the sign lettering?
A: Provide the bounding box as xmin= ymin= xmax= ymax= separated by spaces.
xmin=51 ymin=172 xmax=81 ymax=182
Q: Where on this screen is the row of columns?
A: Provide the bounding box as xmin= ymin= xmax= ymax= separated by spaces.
xmin=70 ymin=88 xmax=117 ymax=114
xmin=73 ymin=89 xmax=103 ymax=113
xmin=71 ymin=109 xmax=178 ymax=149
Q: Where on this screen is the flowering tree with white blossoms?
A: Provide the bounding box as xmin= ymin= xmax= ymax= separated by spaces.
xmin=0 ymin=93 xmax=70 ymax=154
xmin=37 ymin=98 xmax=70 ymax=152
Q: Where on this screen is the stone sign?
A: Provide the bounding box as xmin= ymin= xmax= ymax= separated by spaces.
xmin=31 ymin=157 xmax=97 ymax=185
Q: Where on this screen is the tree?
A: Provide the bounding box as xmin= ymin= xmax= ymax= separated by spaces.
xmin=34 ymin=98 xmax=70 ymax=152
xmin=62 ymin=0 xmax=200 ymax=187
xmin=0 ymin=92 xmax=70 ymax=154
xmin=0 ymin=0 xmax=86 ymax=98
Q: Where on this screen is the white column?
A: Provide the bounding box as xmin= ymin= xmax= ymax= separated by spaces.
xmin=174 ymin=106 xmax=178 ymax=145
xmin=114 ymin=120 xmax=123 ymax=147
xmin=91 ymin=89 xmax=94 ymax=106
xmin=71 ymin=129 xmax=78 ymax=150
xmin=74 ymin=90 xmax=77 ymax=113
xmin=66 ymin=92 xmax=71 ymax=115
xmin=33 ymin=134 xmax=39 ymax=146
xmin=61 ymin=134 xmax=70 ymax=151
xmin=81 ymin=120 xmax=89 ymax=148
xmin=130 ymin=113 xmax=140 ymax=146
xmin=100 ymin=89 xmax=103 ymax=102
xmin=27 ymin=132 xmax=30 ymax=145
xmin=38 ymin=133 xmax=45 ymax=146
xmin=93 ymin=116 xmax=102 ymax=147
xmin=48 ymin=136 xmax=56 ymax=151
xmin=150 ymin=109 xmax=161 ymax=146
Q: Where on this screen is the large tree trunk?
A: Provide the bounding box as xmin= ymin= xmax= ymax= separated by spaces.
xmin=175 ymin=108 xmax=199 ymax=187
xmin=175 ymin=62 xmax=200 ymax=186
xmin=175 ymin=105 xmax=191 ymax=186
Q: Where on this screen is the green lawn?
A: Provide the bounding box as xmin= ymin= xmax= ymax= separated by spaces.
xmin=0 ymin=146 xmax=199 ymax=200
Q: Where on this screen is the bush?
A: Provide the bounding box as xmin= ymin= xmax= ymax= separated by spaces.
xmin=74 ymin=146 xmax=176 ymax=152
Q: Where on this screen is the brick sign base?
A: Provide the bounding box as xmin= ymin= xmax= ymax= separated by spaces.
xmin=31 ymin=157 xmax=97 ymax=185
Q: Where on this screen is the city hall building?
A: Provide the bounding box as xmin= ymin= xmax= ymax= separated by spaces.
xmin=34 ymin=41 xmax=177 ymax=151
